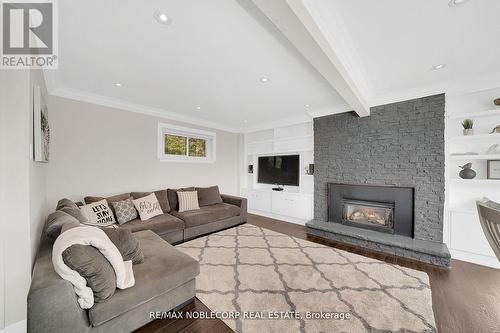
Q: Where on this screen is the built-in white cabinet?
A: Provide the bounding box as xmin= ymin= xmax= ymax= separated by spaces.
xmin=246 ymin=190 xmax=271 ymax=212
xmin=241 ymin=121 xmax=315 ymax=224
xmin=271 ymin=191 xmax=312 ymax=220
xmin=445 ymin=88 xmax=500 ymax=269
xmin=242 ymin=188 xmax=313 ymax=224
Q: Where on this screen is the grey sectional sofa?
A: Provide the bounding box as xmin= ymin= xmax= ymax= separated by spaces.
xmin=28 ymin=188 xmax=247 ymax=333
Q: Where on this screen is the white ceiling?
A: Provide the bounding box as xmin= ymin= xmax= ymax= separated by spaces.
xmin=49 ymin=0 xmax=500 ymax=131
xmin=51 ymin=0 xmax=348 ymax=131
xmin=313 ymin=0 xmax=500 ymax=103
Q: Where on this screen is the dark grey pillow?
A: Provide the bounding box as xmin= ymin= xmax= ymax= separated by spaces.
xmin=167 ymin=187 xmax=195 ymax=211
xmin=62 ymin=244 xmax=117 ymax=303
xmin=196 ymin=186 xmax=223 ymax=207
xmin=102 ymin=228 xmax=144 ymax=264
xmin=44 ymin=210 xmax=80 ymax=241
xmin=56 ymin=198 xmax=87 ymax=223
xmin=131 ymin=190 xmax=170 ymax=213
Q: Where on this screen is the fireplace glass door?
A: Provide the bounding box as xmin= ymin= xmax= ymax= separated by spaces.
xmin=341 ymin=199 xmax=395 ymax=232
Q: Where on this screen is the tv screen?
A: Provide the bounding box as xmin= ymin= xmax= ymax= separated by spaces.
xmin=258 ymin=155 xmax=299 ymax=186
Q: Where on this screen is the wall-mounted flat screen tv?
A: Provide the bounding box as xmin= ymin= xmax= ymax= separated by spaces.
xmin=257 ymin=155 xmax=299 ymax=186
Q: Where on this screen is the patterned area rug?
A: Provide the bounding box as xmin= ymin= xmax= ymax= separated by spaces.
xmin=176 ymin=224 xmax=436 ymax=333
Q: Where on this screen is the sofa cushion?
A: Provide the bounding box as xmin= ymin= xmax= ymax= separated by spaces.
xmin=131 ymin=190 xmax=170 ymax=213
xmin=84 ymin=193 xmax=131 ymax=215
xmin=167 ymin=187 xmax=195 ymax=211
xmin=118 ymin=213 xmax=184 ymax=236
xmin=56 ymin=198 xmax=87 ymax=223
xmin=44 ymin=210 xmax=80 ymax=242
xmin=62 ymin=244 xmax=117 ymax=303
xmin=196 ymin=186 xmax=223 ymax=207
xmin=102 ymin=228 xmax=144 ymax=264
xmin=88 ymin=230 xmax=199 ymax=327
xmin=110 ymin=198 xmax=138 ymax=224
xmin=172 ymin=203 xmax=241 ymax=228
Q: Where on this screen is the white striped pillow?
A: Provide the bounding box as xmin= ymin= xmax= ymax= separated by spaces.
xmin=177 ymin=191 xmax=200 ymax=212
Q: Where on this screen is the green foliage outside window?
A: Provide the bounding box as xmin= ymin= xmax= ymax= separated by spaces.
xmin=165 ymin=135 xmax=186 ymax=155
xmin=165 ymin=134 xmax=207 ymax=157
xmin=189 ymin=138 xmax=206 ymax=157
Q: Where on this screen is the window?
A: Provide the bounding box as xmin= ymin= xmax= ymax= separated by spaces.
xmin=158 ymin=123 xmax=216 ymax=162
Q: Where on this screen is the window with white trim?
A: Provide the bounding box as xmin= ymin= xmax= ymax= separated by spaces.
xmin=158 ymin=123 xmax=216 ymax=163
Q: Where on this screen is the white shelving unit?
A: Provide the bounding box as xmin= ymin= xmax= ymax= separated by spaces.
xmin=241 ymin=121 xmax=314 ymax=224
xmin=445 ymin=88 xmax=500 ymax=269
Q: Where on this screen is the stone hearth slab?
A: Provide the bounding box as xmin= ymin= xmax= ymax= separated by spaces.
xmin=306 ymin=220 xmax=450 ymax=267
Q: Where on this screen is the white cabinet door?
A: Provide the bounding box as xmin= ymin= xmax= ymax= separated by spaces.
xmin=271 ymin=193 xmax=312 ymax=220
xmin=247 ymin=190 xmax=272 ymax=212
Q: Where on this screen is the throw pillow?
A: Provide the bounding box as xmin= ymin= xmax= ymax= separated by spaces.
xmin=178 ymin=191 xmax=200 ymax=212
xmin=111 ymin=198 xmax=138 ymax=224
xmin=62 ymin=244 xmax=117 ymax=303
xmin=196 ymin=186 xmax=223 ymax=207
xmin=80 ymin=200 xmax=116 ymax=227
xmin=56 ymin=198 xmax=88 ymax=223
xmin=44 ymin=210 xmax=80 ymax=242
xmin=102 ymin=228 xmax=144 ymax=264
xmin=84 ymin=193 xmax=131 ymax=216
xmin=132 ymin=193 xmax=163 ymax=221
xmin=131 ymin=190 xmax=170 ymax=213
xmin=167 ymin=187 xmax=195 ymax=211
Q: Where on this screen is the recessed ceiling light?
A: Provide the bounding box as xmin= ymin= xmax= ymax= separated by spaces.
xmin=259 ymin=77 xmax=269 ymax=83
xmin=243 ymin=119 xmax=248 ymax=124
xmin=153 ymin=10 xmax=171 ymax=25
xmin=113 ymin=82 xmax=122 ymax=87
xmin=304 ymin=104 xmax=310 ymax=108
xmin=196 ymin=106 xmax=201 ymax=110
xmin=448 ymin=0 xmax=470 ymax=7
xmin=431 ymin=64 xmax=446 ymax=70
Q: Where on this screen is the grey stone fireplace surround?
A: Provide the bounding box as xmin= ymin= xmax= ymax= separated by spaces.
xmin=306 ymin=94 xmax=451 ymax=266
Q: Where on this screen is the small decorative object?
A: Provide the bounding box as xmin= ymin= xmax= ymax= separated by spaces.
xmin=248 ymin=165 xmax=253 ymax=174
xmin=461 ymin=119 xmax=474 ymax=136
xmin=487 ymin=160 xmax=500 ymax=179
xmin=33 ymin=85 xmax=50 ymax=162
xmin=494 ymin=98 xmax=500 ymax=106
xmin=486 ymin=144 xmax=500 ymax=155
xmin=490 ymin=125 xmax=500 ymax=134
xmin=272 ymin=184 xmax=284 ymax=191
xmin=459 ymin=163 xmax=476 ymax=179
xmin=305 ymin=164 xmax=315 ymax=175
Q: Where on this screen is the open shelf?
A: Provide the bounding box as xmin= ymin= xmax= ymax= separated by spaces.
xmin=450 ymin=178 xmax=500 ymax=184
xmin=449 ymin=154 xmax=500 ymax=160
xmin=450 ymin=133 xmax=500 ymax=141
xmin=448 ymin=108 xmax=500 ymax=120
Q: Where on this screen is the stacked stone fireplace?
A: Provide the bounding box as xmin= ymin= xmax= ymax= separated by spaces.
xmin=306 ymin=94 xmax=451 ymax=266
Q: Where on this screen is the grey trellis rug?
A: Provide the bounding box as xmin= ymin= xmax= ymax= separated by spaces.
xmin=176 ymin=224 xmax=436 ymax=333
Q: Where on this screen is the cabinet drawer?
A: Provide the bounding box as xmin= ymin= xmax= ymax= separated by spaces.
xmin=247 ymin=191 xmax=272 ymax=211
xmin=271 ymin=194 xmax=312 ymax=220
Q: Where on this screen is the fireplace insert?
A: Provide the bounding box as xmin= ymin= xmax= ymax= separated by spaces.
xmin=328 ymin=183 xmax=413 ymax=237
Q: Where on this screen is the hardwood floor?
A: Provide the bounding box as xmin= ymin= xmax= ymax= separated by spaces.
xmin=138 ymin=213 xmax=500 ymax=333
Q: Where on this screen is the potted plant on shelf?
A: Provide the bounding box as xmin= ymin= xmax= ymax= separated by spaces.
xmin=462 ymin=119 xmax=474 ymax=136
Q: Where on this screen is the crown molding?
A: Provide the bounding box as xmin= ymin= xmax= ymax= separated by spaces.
xmin=370 ymin=72 xmax=500 ymax=107
xmin=306 ymin=103 xmax=353 ymax=118
xmin=49 ymin=86 xmax=240 ymax=133
xmin=240 ymin=114 xmax=313 ymax=133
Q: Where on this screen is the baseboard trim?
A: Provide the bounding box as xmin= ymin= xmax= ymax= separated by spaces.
xmin=449 ymin=249 xmax=500 ymax=269
xmin=248 ymin=210 xmax=308 ymax=225
xmin=0 ymin=319 xmax=26 ymax=333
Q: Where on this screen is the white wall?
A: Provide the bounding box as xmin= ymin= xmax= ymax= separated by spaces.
xmin=46 ymin=96 xmax=241 ymax=209
xmin=29 ymin=70 xmax=49 ymax=264
xmin=0 ymin=69 xmax=48 ymax=332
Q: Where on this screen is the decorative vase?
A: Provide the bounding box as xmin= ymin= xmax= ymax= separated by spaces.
xmin=463 ymin=128 xmax=474 ymax=136
xmin=459 ymin=163 xmax=476 ymax=179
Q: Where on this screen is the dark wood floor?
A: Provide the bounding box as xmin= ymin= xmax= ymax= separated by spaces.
xmin=138 ymin=213 xmax=500 ymax=333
